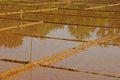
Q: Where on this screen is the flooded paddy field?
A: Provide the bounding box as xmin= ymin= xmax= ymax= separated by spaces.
xmin=0 ymin=0 xmax=120 ymax=80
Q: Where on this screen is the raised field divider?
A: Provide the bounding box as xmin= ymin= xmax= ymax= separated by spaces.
xmin=0 ymin=21 xmax=43 ymax=31
xmin=0 ymin=8 xmax=58 ymax=16
xmin=0 ymin=33 xmax=120 ymax=80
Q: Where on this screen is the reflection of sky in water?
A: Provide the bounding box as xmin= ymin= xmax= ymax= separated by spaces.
xmin=0 ymin=37 xmax=32 ymax=61
xmin=0 ymin=1 xmax=120 ymax=80
xmin=47 ymin=25 xmax=76 ymax=39
xmin=0 ymin=36 xmax=82 ymax=61
xmin=54 ymin=46 xmax=120 ymax=76
xmin=0 ymin=35 xmax=82 ymax=73
xmin=0 ymin=61 xmax=23 ymax=72
xmin=15 ymin=66 xmax=120 ymax=80
xmin=48 ymin=25 xmax=100 ymax=41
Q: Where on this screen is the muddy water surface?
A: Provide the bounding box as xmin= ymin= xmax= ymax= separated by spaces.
xmin=0 ymin=1 xmax=120 ymax=80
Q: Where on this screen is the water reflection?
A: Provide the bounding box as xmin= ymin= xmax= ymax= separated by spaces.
xmin=96 ymin=27 xmax=120 ymax=47
xmin=68 ymin=26 xmax=96 ymax=39
xmin=17 ymin=23 xmax=63 ymax=36
xmin=0 ymin=22 xmax=120 ymax=48
xmin=1 ymin=58 xmax=119 ymax=79
xmin=0 ymin=33 xmax=23 ymax=48
xmin=0 ymin=1 xmax=120 ymax=80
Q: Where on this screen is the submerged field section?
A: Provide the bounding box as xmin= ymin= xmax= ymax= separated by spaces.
xmin=0 ymin=1 xmax=120 ymax=80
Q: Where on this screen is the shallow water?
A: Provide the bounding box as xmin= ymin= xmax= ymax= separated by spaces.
xmin=0 ymin=1 xmax=120 ymax=80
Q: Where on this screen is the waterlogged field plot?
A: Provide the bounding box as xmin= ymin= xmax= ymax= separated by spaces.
xmin=0 ymin=1 xmax=120 ymax=80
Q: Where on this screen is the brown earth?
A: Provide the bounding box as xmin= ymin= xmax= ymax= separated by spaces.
xmin=13 ymin=0 xmax=119 ymax=3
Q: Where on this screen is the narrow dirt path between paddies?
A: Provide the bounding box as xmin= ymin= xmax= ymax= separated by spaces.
xmin=20 ymin=1 xmax=71 ymax=6
xmin=1 ymin=18 xmax=119 ymax=29
xmin=0 ymin=31 xmax=119 ymax=47
xmin=59 ymin=7 xmax=120 ymax=12
xmin=1 ymin=11 xmax=120 ymax=19
xmin=1 ymin=18 xmax=120 ymax=29
xmin=85 ymin=3 xmax=120 ymax=10
xmin=44 ymin=21 xmax=120 ymax=28
xmin=24 ymin=12 xmax=120 ymax=19
xmin=0 ymin=21 xmax=43 ymax=31
xmin=0 ymin=33 xmax=120 ymax=80
xmin=0 ymin=58 xmax=120 ymax=79
xmin=0 ymin=1 xmax=92 ymax=8
xmin=2 ymin=1 xmax=91 ymax=6
xmin=0 ymin=8 xmax=58 ymax=16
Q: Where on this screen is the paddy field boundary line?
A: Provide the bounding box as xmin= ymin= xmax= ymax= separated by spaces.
xmin=0 ymin=31 xmax=119 ymax=47
xmin=0 ymin=58 xmax=120 ymax=79
xmin=0 ymin=18 xmax=120 ymax=29
xmin=0 ymin=21 xmax=43 ymax=31
xmin=0 ymin=33 xmax=120 ymax=80
xmin=85 ymin=3 xmax=120 ymax=10
xmin=0 ymin=8 xmax=58 ymax=16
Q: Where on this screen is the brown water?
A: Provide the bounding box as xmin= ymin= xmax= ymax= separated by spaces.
xmin=0 ymin=1 xmax=120 ymax=80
